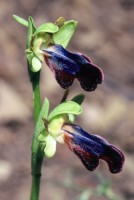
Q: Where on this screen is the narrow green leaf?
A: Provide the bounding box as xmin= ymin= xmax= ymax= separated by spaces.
xmin=35 ymin=22 xmax=59 ymax=34
xmin=71 ymin=94 xmax=85 ymax=105
xmin=13 ymin=15 xmax=28 ymax=27
xmin=53 ymin=20 xmax=78 ymax=48
xmin=48 ymin=101 xmax=82 ymax=121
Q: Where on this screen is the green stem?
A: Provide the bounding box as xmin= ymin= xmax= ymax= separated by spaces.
xmin=30 ymin=152 xmax=43 ymax=200
xmin=29 ymin=71 xmax=43 ymax=200
xmin=31 ymin=71 xmax=41 ymax=123
xmin=30 ymin=175 xmax=41 ymax=200
xmin=26 ymin=17 xmax=43 ymax=200
xmin=60 ymin=89 xmax=69 ymax=103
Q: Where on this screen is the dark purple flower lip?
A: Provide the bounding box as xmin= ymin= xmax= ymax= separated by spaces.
xmin=43 ymin=45 xmax=104 ymax=91
xmin=62 ymin=124 xmax=125 ymax=174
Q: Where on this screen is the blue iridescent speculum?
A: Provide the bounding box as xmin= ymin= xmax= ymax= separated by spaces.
xmin=62 ymin=124 xmax=125 ymax=174
xmin=43 ymin=45 xmax=104 ymax=91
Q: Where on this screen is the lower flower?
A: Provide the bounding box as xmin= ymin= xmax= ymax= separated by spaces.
xmin=62 ymin=124 xmax=125 ymax=174
xmin=43 ymin=111 xmax=124 ymax=174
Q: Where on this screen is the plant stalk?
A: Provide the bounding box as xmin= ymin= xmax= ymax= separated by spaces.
xmin=26 ymin=17 xmax=44 ymax=200
xmin=30 ymin=71 xmax=43 ymax=200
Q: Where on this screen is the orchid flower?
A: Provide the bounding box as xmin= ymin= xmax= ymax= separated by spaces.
xmin=62 ymin=124 xmax=124 ymax=174
xmin=44 ymin=121 xmax=125 ymax=174
xmin=20 ymin=16 xmax=104 ymax=92
xmin=41 ymin=101 xmax=125 ymax=174
xmin=43 ymin=45 xmax=104 ymax=91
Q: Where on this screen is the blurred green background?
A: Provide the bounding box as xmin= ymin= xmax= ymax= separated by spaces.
xmin=0 ymin=0 xmax=134 ymax=200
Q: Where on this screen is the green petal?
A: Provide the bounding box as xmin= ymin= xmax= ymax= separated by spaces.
xmin=53 ymin=20 xmax=78 ymax=48
xmin=31 ymin=57 xmax=42 ymax=72
xmin=48 ymin=115 xmax=68 ymax=137
xmin=68 ymin=114 xmax=75 ymax=123
xmin=35 ymin=22 xmax=59 ymax=34
xmin=44 ymin=135 xmax=56 ymax=158
xmin=48 ymin=101 xmax=82 ymax=121
xmin=26 ymin=17 xmax=36 ymax=49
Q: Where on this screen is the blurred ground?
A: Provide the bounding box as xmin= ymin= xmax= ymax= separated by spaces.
xmin=0 ymin=0 xmax=134 ymax=200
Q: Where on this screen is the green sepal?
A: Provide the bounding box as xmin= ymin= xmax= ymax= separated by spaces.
xmin=37 ymin=98 xmax=50 ymax=143
xmin=34 ymin=98 xmax=50 ymax=142
xmin=48 ymin=101 xmax=82 ymax=121
xmin=13 ymin=15 xmax=28 ymax=27
xmin=35 ymin=22 xmax=59 ymax=35
xmin=53 ymin=20 xmax=78 ymax=48
xmin=40 ymin=97 xmax=50 ymax=120
xmin=71 ymin=94 xmax=85 ymax=105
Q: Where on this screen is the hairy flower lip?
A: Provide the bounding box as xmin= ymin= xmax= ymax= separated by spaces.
xmin=43 ymin=45 xmax=104 ymax=91
xmin=62 ymin=124 xmax=125 ymax=174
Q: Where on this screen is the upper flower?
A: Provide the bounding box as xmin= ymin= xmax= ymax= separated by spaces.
xmin=15 ymin=15 xmax=104 ymax=92
xmin=43 ymin=45 xmax=104 ymax=91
